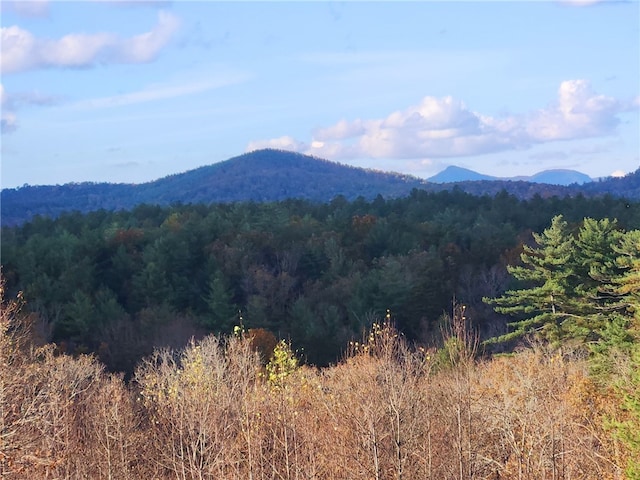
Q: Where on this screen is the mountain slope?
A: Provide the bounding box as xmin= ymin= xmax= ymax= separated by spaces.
xmin=429 ymin=166 xmax=592 ymax=186
xmin=428 ymin=166 xmax=497 ymax=183
xmin=142 ymin=149 xmax=427 ymax=203
xmin=1 ymin=150 xmax=428 ymax=225
xmin=2 ymin=149 xmax=638 ymax=226
xmin=528 ymin=169 xmax=592 ymax=186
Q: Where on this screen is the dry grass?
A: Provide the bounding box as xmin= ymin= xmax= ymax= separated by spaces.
xmin=0 ymin=284 xmax=632 ymax=479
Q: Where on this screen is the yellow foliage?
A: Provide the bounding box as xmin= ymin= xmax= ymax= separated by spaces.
xmin=264 ymin=339 xmax=298 ymax=388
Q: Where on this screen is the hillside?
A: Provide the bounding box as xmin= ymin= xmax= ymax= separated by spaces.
xmin=140 ymin=149 xmax=427 ymax=203
xmin=0 ymin=150 xmax=427 ymax=226
xmin=2 ymin=149 xmax=639 ymax=225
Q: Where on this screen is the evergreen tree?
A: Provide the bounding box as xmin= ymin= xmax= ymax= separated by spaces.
xmin=569 ymin=218 xmax=624 ymax=341
xmin=485 ymin=215 xmax=577 ymax=344
xmin=487 ymin=216 xmax=639 ymax=349
xmin=58 ymin=290 xmax=94 ymax=342
xmin=202 ymin=270 xmax=238 ymax=332
xmin=588 ymin=229 xmax=640 ymax=363
xmin=613 ymin=229 xmax=640 ymax=314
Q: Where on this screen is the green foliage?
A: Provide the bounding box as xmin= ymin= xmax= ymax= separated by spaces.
xmin=573 ymin=218 xmax=624 ymax=316
xmin=486 ymin=216 xmax=639 ymax=351
xmin=613 ymin=229 xmax=640 ymax=313
xmin=486 ymin=215 xmax=576 ymax=344
xmin=588 ymin=314 xmax=635 ymax=379
xmin=606 ymin=344 xmax=640 ymax=479
xmin=202 ymin=269 xmax=238 ymax=331
xmin=2 ymin=187 xmax=639 ymax=372
xmin=58 ymin=290 xmax=94 ymax=340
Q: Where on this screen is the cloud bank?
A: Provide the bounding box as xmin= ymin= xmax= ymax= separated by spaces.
xmin=1 ymin=10 xmax=180 ymax=73
xmin=248 ymin=80 xmax=637 ymax=162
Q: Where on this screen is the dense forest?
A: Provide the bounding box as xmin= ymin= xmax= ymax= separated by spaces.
xmin=2 ymin=189 xmax=638 ymax=372
xmin=1 ymin=187 xmax=640 ymax=478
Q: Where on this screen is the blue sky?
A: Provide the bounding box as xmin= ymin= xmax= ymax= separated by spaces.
xmin=1 ymin=0 xmax=638 ymax=188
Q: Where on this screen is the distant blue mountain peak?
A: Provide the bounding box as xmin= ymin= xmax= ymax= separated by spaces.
xmin=428 ymin=165 xmax=592 ymax=186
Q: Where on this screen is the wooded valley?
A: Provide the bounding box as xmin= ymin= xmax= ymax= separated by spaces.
xmin=1 ymin=188 xmax=639 ymax=478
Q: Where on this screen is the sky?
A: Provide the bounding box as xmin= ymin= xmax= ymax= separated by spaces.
xmin=1 ymin=0 xmax=639 ymax=188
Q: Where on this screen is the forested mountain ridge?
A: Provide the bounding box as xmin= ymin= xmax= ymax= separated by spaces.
xmin=2 ymin=148 xmax=639 ymax=226
xmin=1 ymin=149 xmax=426 ymax=226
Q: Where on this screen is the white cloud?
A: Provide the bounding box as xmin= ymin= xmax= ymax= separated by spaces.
xmin=248 ymin=80 xmax=637 ymax=163
xmin=0 ymin=10 xmax=180 ymax=73
xmin=525 ymin=80 xmax=621 ymax=141
xmin=43 ymin=32 xmax=118 ymax=68
xmin=117 ymin=10 xmax=180 ymax=63
xmin=1 ymin=26 xmax=37 ymax=73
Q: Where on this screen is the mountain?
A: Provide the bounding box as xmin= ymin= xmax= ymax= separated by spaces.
xmin=140 ymin=149 xmax=427 ymax=203
xmin=1 ymin=149 xmax=638 ymax=226
xmin=429 ymin=166 xmax=591 ymax=186
xmin=0 ymin=149 xmax=428 ymax=226
xmin=428 ymin=166 xmax=497 ymax=183
xmin=528 ymin=169 xmax=592 ymax=186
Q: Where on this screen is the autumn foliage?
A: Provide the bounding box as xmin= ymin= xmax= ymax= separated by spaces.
xmin=1 ymin=276 xmax=636 ymax=480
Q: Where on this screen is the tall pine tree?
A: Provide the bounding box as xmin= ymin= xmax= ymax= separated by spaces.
xmin=487 ymin=216 xmax=638 ymax=348
xmin=613 ymin=229 xmax=640 ymax=314
xmin=569 ymin=217 xmax=624 ymax=342
xmin=486 ymin=215 xmax=576 ymax=344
